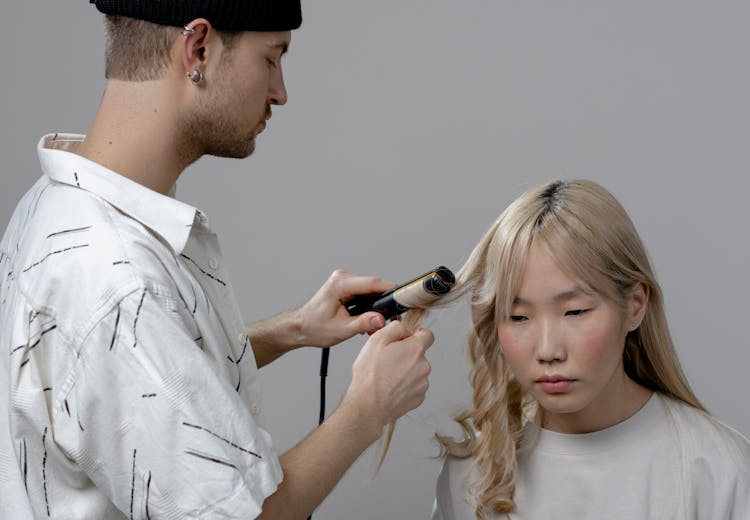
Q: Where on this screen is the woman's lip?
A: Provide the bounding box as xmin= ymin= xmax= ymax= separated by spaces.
xmin=536 ymin=379 xmax=575 ymax=393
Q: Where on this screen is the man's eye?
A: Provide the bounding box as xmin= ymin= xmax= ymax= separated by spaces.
xmin=565 ymin=309 xmax=589 ymax=317
xmin=266 ymin=58 xmax=277 ymax=68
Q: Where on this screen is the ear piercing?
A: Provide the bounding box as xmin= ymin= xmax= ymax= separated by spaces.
xmin=182 ymin=26 xmax=204 ymax=84
xmin=183 ymin=26 xmax=204 ymax=84
xmin=188 ymin=69 xmax=204 ymax=84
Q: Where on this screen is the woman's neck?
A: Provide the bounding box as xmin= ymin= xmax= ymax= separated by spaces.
xmin=538 ymin=375 xmax=653 ymax=434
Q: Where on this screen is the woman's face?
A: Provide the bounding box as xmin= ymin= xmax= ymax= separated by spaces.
xmin=497 ymin=241 xmax=648 ymax=433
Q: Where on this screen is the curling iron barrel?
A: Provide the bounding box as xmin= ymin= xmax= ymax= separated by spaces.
xmin=345 ymin=266 xmax=455 ymax=320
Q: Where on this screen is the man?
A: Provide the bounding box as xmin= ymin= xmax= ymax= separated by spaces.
xmin=0 ymin=1 xmax=433 ymax=518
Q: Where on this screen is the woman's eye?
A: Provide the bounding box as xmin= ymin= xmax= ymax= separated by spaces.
xmin=510 ymin=315 xmax=527 ymax=322
xmin=565 ymin=309 xmax=589 ymax=317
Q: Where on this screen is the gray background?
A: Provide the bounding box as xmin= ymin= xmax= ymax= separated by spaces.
xmin=3 ymin=1 xmax=749 ymax=518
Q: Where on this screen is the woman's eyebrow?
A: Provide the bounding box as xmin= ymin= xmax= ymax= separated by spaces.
xmin=552 ymin=288 xmax=592 ymax=303
xmin=513 ymin=287 xmax=592 ymax=305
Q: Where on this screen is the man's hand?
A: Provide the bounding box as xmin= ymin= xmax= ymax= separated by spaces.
xmin=256 ymin=319 xmax=434 ymax=519
xmin=293 ymin=269 xmax=396 ymax=348
xmin=341 ymin=320 xmax=434 ymax=438
xmin=247 ymin=269 xmax=395 ymax=368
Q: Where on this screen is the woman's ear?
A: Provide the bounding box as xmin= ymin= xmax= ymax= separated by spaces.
xmin=626 ymin=282 xmax=649 ymax=332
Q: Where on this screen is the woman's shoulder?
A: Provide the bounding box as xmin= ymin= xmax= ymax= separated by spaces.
xmin=438 ymin=453 xmax=475 ymax=485
xmin=434 ymin=455 xmax=480 ymax=520
xmin=658 ymin=395 xmax=750 ymax=515
xmin=659 ymin=394 xmax=750 ymax=472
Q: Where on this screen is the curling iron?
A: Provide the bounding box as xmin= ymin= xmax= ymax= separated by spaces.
xmin=344 ymin=266 xmax=455 ymax=319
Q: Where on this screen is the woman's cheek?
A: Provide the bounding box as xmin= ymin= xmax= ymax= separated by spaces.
xmin=576 ymin=319 xmax=623 ymax=368
xmin=498 ymin=329 xmax=530 ymax=381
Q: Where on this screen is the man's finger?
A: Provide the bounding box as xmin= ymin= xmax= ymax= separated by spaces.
xmin=413 ymin=328 xmax=435 ymax=351
xmin=371 ymin=320 xmax=411 ymax=344
xmin=356 ymin=311 xmax=387 ymax=335
xmin=335 ymin=274 xmax=396 ymax=300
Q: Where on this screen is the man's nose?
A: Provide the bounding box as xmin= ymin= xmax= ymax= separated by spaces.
xmin=268 ymin=68 xmax=287 ymax=106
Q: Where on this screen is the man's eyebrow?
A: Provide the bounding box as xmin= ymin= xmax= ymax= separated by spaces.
xmin=269 ymin=41 xmax=290 ymax=55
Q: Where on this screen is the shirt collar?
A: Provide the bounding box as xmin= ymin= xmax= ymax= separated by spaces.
xmin=37 ymin=133 xmax=200 ymax=255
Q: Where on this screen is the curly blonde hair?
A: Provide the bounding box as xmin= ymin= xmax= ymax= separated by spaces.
xmin=410 ymin=179 xmax=704 ymax=518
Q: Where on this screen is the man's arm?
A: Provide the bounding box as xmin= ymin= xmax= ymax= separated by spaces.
xmin=257 ymin=321 xmax=434 ymax=519
xmin=245 ymin=309 xmax=304 ymax=368
xmin=247 ymin=270 xmax=395 ymax=368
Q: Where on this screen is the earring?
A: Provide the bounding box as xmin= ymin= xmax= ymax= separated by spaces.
xmin=188 ymin=69 xmax=204 ymax=84
xmin=182 ymin=25 xmax=196 ymax=35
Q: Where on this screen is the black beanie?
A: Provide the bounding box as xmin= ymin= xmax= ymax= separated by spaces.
xmin=90 ymin=0 xmax=302 ymax=32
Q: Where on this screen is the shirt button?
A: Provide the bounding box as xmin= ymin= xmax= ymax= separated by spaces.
xmin=251 ymin=403 xmax=261 ymax=415
xmin=238 ymin=333 xmax=247 ymax=343
xmin=208 ymin=258 xmax=219 ymax=270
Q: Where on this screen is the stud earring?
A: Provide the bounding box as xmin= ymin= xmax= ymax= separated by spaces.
xmin=182 ymin=25 xmax=196 ymax=35
xmin=188 ymin=69 xmax=204 ymax=84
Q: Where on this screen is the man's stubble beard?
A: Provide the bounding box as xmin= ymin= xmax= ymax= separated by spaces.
xmin=181 ymin=95 xmax=258 ymax=160
xmin=178 ymin=45 xmax=266 ymax=161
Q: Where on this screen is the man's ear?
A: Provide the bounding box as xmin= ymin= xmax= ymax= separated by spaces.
xmin=626 ymin=282 xmax=649 ymax=332
xmin=180 ymin=18 xmax=214 ymax=79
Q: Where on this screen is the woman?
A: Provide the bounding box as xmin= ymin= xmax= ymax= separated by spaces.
xmin=426 ymin=180 xmax=749 ymax=519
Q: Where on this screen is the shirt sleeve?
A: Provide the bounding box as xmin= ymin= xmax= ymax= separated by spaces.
xmin=729 ymin=469 xmax=750 ymax=519
xmin=53 ymin=285 xmax=282 ymax=519
xmin=432 ymin=455 xmax=462 ymax=520
xmin=431 ymin=497 xmax=445 ymax=520
xmin=685 ymin=421 xmax=750 ymax=519
xmin=709 ymin=435 xmax=750 ymax=519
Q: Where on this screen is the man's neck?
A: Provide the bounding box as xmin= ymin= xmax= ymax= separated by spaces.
xmin=77 ymin=79 xmax=199 ymax=195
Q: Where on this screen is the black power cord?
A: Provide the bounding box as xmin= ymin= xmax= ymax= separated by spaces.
xmin=307 ymin=347 xmax=330 ymax=520
xmin=318 ymin=348 xmax=330 ymax=425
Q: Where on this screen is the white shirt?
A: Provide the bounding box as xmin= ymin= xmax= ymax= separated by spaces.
xmin=432 ymin=393 xmax=750 ymax=519
xmin=0 ymin=134 xmax=283 ymax=519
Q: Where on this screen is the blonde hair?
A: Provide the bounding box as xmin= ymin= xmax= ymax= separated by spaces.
xmin=409 ymin=179 xmax=704 ymax=518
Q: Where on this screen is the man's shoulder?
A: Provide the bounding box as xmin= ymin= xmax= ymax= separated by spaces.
xmin=5 ymin=176 xmax=184 ymax=328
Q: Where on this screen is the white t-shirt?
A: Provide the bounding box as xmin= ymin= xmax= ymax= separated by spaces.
xmin=432 ymin=393 xmax=750 ymax=519
xmin=0 ymin=134 xmax=283 ymax=519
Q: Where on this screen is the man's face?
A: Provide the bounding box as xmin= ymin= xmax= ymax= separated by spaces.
xmin=185 ymin=30 xmax=291 ymax=159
